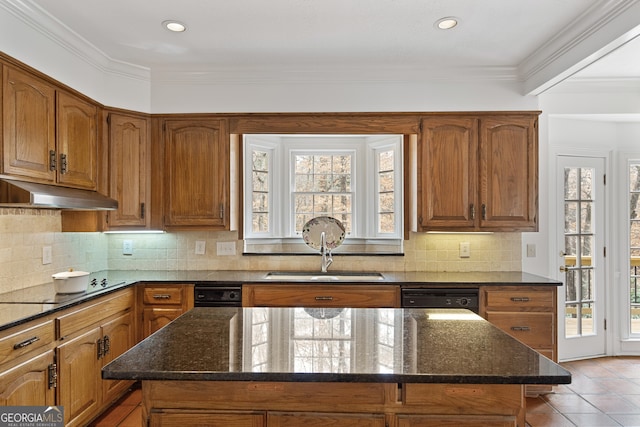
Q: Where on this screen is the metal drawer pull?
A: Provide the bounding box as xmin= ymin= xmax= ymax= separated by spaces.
xmin=314 ymin=296 xmax=334 ymax=301
xmin=510 ymin=297 xmax=531 ymax=302
xmin=13 ymin=336 xmax=40 ymax=350
xmin=153 ymin=294 xmax=172 ymax=299
xmin=511 ymin=326 xmax=531 ymax=332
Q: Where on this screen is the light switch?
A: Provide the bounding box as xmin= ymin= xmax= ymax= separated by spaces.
xmin=217 ymin=242 xmax=236 ymax=256
xmin=527 ymin=244 xmax=536 ymax=257
xmin=42 ymin=246 xmax=52 ymax=264
xmin=195 ymin=241 xmax=206 ymax=255
xmin=123 ymin=240 xmax=133 ymax=255
xmin=459 ymin=242 xmax=470 ymax=258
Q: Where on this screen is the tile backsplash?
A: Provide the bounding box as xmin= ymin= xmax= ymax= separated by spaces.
xmin=0 ymin=208 xmax=522 ymax=294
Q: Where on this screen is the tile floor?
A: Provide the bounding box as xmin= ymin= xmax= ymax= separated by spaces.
xmin=90 ymin=357 xmax=640 ymax=427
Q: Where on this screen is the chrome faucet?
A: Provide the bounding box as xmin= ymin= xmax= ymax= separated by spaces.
xmin=320 ymin=231 xmax=333 ymax=273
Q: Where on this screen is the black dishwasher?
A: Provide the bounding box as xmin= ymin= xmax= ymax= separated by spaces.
xmin=401 ymin=288 xmax=479 ymax=313
xmin=194 ymin=286 xmax=242 ymax=307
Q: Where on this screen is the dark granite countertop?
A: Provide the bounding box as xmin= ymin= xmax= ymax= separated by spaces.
xmin=0 ymin=270 xmax=560 ymax=331
xmin=102 ymin=307 xmax=571 ymax=385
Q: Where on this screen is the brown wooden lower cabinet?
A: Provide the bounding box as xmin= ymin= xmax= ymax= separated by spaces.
xmin=0 ymin=349 xmax=55 ymax=406
xmin=150 ymin=410 xmax=265 ymax=427
xmin=142 ymin=381 xmax=525 ymax=427
xmin=268 ymin=412 xmax=386 ymax=427
xmin=396 ymin=414 xmax=516 ymax=427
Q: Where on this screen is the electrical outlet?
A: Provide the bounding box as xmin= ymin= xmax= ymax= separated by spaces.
xmin=527 ymin=243 xmax=537 ymax=257
xmin=195 ymin=241 xmax=206 ymax=255
xmin=459 ymin=242 xmax=470 ymax=258
xmin=42 ymin=246 xmax=52 ymax=265
xmin=123 ymin=240 xmax=133 ymax=255
xmin=217 ymin=241 xmax=236 ymax=256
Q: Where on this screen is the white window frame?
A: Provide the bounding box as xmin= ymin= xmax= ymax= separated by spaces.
xmin=243 ymin=134 xmax=403 ymax=253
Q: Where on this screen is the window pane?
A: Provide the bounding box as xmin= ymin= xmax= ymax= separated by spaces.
xmin=252 ymin=213 xmax=269 ymax=233
xmin=313 ymin=194 xmax=331 ymax=213
xmin=295 ymin=174 xmax=314 ymax=192
xmin=565 ymin=303 xmax=579 ymax=337
xmin=580 ymin=202 xmax=593 ymax=233
xmin=581 ymin=168 xmax=594 ymax=200
xmin=252 ymin=193 xmax=268 ymax=212
xmin=379 ymin=193 xmax=394 ymax=213
xmin=253 ymin=171 xmax=268 ymax=192
xmin=581 ymin=302 xmax=594 ymax=334
xmin=379 ymin=213 xmax=395 ymax=233
xmin=564 ymin=168 xmax=578 ymax=199
xmin=331 ymin=175 xmax=351 ymax=192
xmin=252 ymin=151 xmax=268 ymax=171
xmin=332 ymin=195 xmax=351 ymax=213
xmin=332 ymin=155 xmax=351 ymax=174
xmin=294 ymin=195 xmax=314 ymax=214
xmin=296 ymin=155 xmax=313 ymax=174
xmin=581 ymin=268 xmax=594 ymax=301
xmin=379 ymin=151 xmax=394 ymax=172
xmin=379 ymin=172 xmax=394 ymax=192
xmin=565 ymin=269 xmax=579 ymax=303
xmin=314 ymin=156 xmax=332 ymax=173
xmin=564 ymin=202 xmax=577 ymax=233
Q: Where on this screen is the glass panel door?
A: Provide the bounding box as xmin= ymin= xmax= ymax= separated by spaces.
xmin=557 ymin=156 xmax=606 ymax=360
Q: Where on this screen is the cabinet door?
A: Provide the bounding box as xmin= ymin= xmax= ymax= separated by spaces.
xmin=150 ymin=410 xmax=265 ymax=427
xmin=2 ymin=65 xmax=56 ymax=181
xmin=0 ymin=350 xmax=55 ymax=406
xmin=101 ymin=311 xmax=136 ymax=402
xmin=268 ymin=412 xmax=386 ymax=427
xmin=418 ymin=117 xmax=478 ymax=230
xmin=56 ymin=91 xmax=98 ymax=189
xmin=164 ymin=119 xmax=228 ymax=228
xmin=108 ymin=112 xmax=150 ymax=228
xmin=142 ymin=307 xmax=184 ymax=338
xmin=479 ymin=116 xmax=537 ymax=231
xmin=57 ymin=327 xmax=102 ymax=427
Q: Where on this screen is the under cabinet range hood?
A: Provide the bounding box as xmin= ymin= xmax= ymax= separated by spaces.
xmin=0 ymin=177 xmax=118 ymax=210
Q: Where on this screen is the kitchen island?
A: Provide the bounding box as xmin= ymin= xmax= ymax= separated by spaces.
xmin=103 ymin=307 xmax=570 ymax=427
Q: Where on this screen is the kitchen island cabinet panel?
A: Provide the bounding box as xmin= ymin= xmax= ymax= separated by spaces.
xmin=268 ymin=411 xmax=386 ymax=427
xmin=397 ymin=414 xmax=516 ymax=427
xmin=0 ymin=349 xmax=55 ymax=407
xmin=149 ymin=410 xmax=265 ymax=427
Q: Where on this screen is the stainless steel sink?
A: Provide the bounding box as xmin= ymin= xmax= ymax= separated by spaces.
xmin=264 ymin=272 xmax=384 ymax=281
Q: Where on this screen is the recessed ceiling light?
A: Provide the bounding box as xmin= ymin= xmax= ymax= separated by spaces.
xmin=435 ymin=17 xmax=459 ymax=30
xmin=162 ymin=20 xmax=187 ymax=32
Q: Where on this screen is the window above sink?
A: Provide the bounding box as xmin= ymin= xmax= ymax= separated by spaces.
xmin=243 ymin=134 xmax=404 ymax=255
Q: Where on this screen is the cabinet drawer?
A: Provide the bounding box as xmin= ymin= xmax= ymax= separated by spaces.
xmin=485 ymin=312 xmax=554 ymax=348
xmin=150 ymin=410 xmax=265 ymax=427
xmin=143 ymin=287 xmax=183 ymax=305
xmin=243 ymin=285 xmax=399 ymax=308
xmin=397 ymin=414 xmax=516 ymax=427
xmin=0 ymin=319 xmax=55 ymax=365
xmin=403 ymin=384 xmax=522 ymax=416
xmin=269 ymin=412 xmax=386 ymax=427
xmin=57 ymin=289 xmax=134 ymax=337
xmin=483 ymin=287 xmax=555 ymax=311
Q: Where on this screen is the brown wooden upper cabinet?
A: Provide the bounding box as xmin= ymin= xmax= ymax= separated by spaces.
xmin=2 ymin=65 xmax=98 ymax=190
xmin=417 ymin=114 xmax=538 ymax=232
xmin=163 ymin=119 xmax=229 ymax=229
xmin=106 ymin=112 xmax=150 ymax=229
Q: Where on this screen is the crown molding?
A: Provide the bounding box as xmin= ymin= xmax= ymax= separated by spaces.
xmin=519 ymin=0 xmax=640 ymax=95
xmin=1 ymin=0 xmax=150 ymax=81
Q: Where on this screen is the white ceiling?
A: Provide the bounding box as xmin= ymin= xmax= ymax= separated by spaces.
xmin=16 ymin=0 xmax=640 ymax=90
